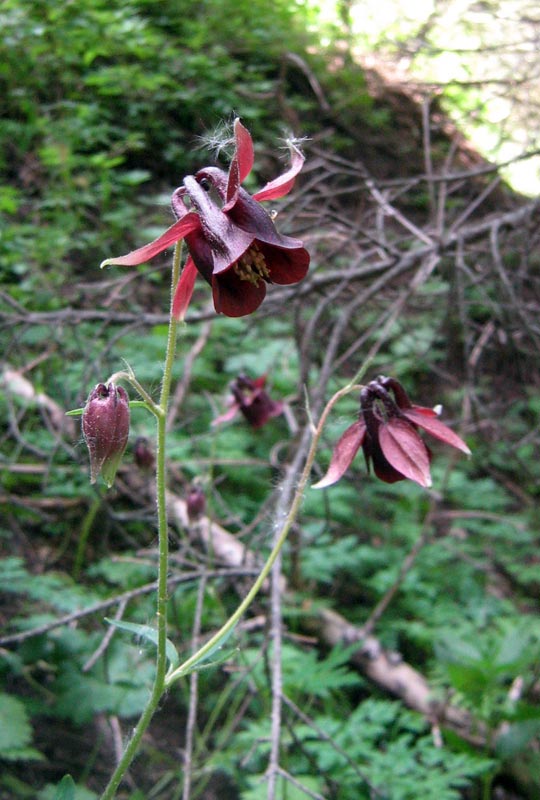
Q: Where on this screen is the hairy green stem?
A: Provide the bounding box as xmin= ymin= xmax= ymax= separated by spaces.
xmin=73 ymin=496 xmax=101 ymax=581
xmin=99 ymin=242 xmax=183 ymax=800
xmin=99 ymin=259 xmax=360 ymax=795
xmin=165 ymin=381 xmax=357 ymax=686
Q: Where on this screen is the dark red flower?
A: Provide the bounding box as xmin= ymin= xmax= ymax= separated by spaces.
xmin=100 ymin=119 xmax=309 ymax=318
xmin=313 ymin=376 xmax=471 ymax=489
xmin=186 ymin=484 xmax=206 ymax=521
xmin=212 ymin=374 xmax=284 ymax=429
xmin=134 ymin=436 xmax=155 ymax=471
xmin=82 ymin=382 xmax=130 ymax=487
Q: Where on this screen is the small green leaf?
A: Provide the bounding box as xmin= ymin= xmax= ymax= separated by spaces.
xmin=167 ymin=625 xmax=238 ymax=683
xmin=0 ymin=694 xmax=35 ymax=757
xmin=190 ymin=647 xmax=239 ymax=673
xmin=189 ymin=623 xmax=237 ymax=670
xmin=52 ymin=775 xmax=76 ymax=800
xmin=105 ymin=618 xmax=179 ymax=669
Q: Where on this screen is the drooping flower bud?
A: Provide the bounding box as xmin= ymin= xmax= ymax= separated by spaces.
xmin=186 ymin=484 xmax=206 ymax=521
xmin=134 ymin=436 xmax=155 ymax=471
xmin=82 ymin=382 xmax=130 ymax=487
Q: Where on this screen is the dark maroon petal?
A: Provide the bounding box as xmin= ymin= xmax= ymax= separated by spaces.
xmin=380 ymin=376 xmax=413 ymax=409
xmin=378 ymin=418 xmax=432 ymax=488
xmin=258 ymin=242 xmax=310 ymax=285
xmin=252 ymin=140 xmax=305 ymax=202
xmin=312 ymin=420 xmax=366 ymax=489
xmin=172 ymin=255 xmax=198 ymax=320
xmin=100 ymin=214 xmax=201 ymax=268
xmin=227 ymin=188 xmax=305 ymax=249
xmin=402 ymin=409 xmax=471 ymax=454
xmin=185 ymin=230 xmax=214 ymax=284
xmin=184 ymin=175 xmax=254 ymax=274
xmin=212 ymin=268 xmax=267 ymax=317
xmin=185 ymin=218 xmax=254 ymax=279
xmin=240 ymin=393 xmax=284 ymax=428
xmin=362 ymin=433 xmax=406 ymax=483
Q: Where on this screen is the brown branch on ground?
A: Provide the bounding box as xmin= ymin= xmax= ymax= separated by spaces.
xmin=166 ymin=491 xmax=484 ymax=747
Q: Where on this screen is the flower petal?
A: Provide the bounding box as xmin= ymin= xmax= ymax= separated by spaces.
xmin=212 ymin=269 xmax=267 ymax=317
xmin=252 ymin=375 xmax=268 ymax=390
xmin=252 ymin=140 xmax=305 ymax=202
xmin=183 ymin=175 xmax=255 ymax=274
xmin=228 ymin=189 xmax=305 ymax=249
xmin=379 ymin=418 xmax=432 ymax=488
xmin=212 ymin=402 xmax=241 ymax=426
xmin=233 ymin=118 xmax=255 ymax=184
xmin=223 ymin=119 xmax=255 ymax=210
xmin=258 ymin=243 xmax=310 ymax=285
xmin=312 ymin=420 xmax=366 ymax=489
xmin=410 ymin=404 xmax=440 ymax=418
xmin=172 ymin=255 xmax=198 ymax=320
xmin=402 ymin=409 xmax=471 ymax=454
xmin=100 ymin=214 xmax=201 ymax=268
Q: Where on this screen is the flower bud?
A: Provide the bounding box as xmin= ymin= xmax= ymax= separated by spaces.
xmin=82 ymin=382 xmax=130 ymax=487
xmin=134 ymin=436 xmax=155 ymax=471
xmin=186 ymin=484 xmax=206 ymax=521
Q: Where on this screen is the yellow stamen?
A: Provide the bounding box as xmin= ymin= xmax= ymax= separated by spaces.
xmin=233 ymin=245 xmax=270 ymax=286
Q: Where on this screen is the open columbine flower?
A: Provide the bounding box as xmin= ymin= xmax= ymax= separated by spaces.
xmin=313 ymin=376 xmax=471 ymax=489
xmin=212 ymin=374 xmax=284 ymax=429
xmin=100 ymin=119 xmax=309 ymax=318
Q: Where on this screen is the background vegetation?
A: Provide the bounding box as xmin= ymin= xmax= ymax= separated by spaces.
xmin=1 ymin=0 xmax=540 ymax=798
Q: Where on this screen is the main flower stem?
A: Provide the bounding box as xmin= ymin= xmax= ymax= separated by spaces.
xmin=99 ymin=242 xmax=183 ymax=800
xmin=99 ymin=270 xmax=360 ymax=795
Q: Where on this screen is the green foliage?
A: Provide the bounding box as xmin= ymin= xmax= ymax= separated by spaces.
xmin=435 ymin=620 xmax=540 ymax=733
xmin=235 ymin=699 xmax=492 ymax=799
xmin=0 ymin=693 xmax=42 ymax=762
xmin=2 ymin=0 xmax=540 ymax=797
xmin=44 ymin=775 xmax=96 ymax=800
xmin=51 ymin=776 xmax=76 ymax=800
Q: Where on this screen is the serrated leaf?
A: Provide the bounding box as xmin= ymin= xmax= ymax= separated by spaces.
xmin=0 ymin=694 xmax=33 ymax=754
xmin=105 ymin=618 xmax=179 ymax=669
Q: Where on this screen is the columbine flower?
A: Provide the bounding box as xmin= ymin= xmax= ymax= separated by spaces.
xmin=82 ymin=382 xmax=130 ymax=487
xmin=313 ymin=376 xmax=471 ymax=489
xmin=100 ymin=119 xmax=309 ymax=318
xmin=212 ymin=374 xmax=284 ymax=429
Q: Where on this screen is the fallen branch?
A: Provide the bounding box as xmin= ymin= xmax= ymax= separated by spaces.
xmin=166 ymin=492 xmax=483 ymax=746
